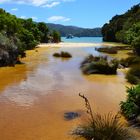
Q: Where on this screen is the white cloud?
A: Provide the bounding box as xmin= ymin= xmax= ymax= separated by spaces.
xmin=63 ymin=0 xmax=75 ymax=2
xmin=0 ymin=0 xmax=75 ymax=7
xmin=47 ymin=16 xmax=71 ymax=22
xmin=0 ymin=0 xmax=10 ymax=4
xmin=63 ymin=18 xmax=71 ymax=21
xmin=31 ymin=16 xmax=38 ymax=20
xmin=42 ymin=1 xmax=60 ymax=8
xmin=11 ymin=8 xmax=18 ymax=11
xmin=20 ymin=16 xmax=27 ymax=19
xmin=20 ymin=16 xmax=38 ymax=20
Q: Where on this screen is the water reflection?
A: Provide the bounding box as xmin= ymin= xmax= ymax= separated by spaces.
xmin=0 ymin=64 xmax=28 ymax=92
xmin=0 ymin=46 xmax=129 ymax=107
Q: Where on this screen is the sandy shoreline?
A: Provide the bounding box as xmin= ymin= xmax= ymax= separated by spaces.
xmin=38 ymin=42 xmax=128 ymax=48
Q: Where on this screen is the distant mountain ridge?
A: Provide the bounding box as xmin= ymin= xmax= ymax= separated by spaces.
xmin=47 ymin=23 xmax=102 ymax=37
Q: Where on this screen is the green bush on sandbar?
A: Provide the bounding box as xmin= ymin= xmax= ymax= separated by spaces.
xmin=53 ymin=51 xmax=72 ymax=58
xmin=96 ymin=47 xmax=118 ymax=54
xmin=81 ymin=55 xmax=118 ymax=75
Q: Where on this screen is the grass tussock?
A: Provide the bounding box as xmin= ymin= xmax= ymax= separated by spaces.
xmin=72 ymin=94 xmax=135 ymax=140
xmin=53 ymin=51 xmax=72 ymax=58
xmin=72 ymin=113 xmax=133 ymax=140
xmin=81 ymin=55 xmax=118 ymax=75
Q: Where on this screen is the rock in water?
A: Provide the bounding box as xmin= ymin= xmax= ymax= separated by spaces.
xmin=64 ymin=112 xmax=80 ymax=120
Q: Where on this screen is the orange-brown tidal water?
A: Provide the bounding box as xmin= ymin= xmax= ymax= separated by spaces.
xmin=0 ymin=45 xmax=136 ymax=140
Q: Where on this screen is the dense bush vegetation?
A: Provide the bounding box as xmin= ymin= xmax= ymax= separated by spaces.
xmin=120 ymin=85 xmax=140 ymax=124
xmin=81 ymin=55 xmax=118 ymax=75
xmin=53 ymin=51 xmax=72 ymax=58
xmin=72 ymin=94 xmax=134 ymax=140
xmin=0 ymin=32 xmax=25 ymax=66
xmin=0 ymin=8 xmax=61 ymax=66
xmin=120 ymin=56 xmax=140 ymax=67
xmin=126 ymin=66 xmax=140 ymax=84
xmin=132 ymin=36 xmax=140 ymax=56
xmin=102 ymin=4 xmax=140 ymax=55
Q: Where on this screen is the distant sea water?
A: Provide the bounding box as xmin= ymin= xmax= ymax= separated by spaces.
xmin=61 ymin=37 xmax=103 ymax=43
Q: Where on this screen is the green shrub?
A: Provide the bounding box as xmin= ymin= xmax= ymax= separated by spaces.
xmin=52 ymin=30 xmax=61 ymax=43
xmin=81 ymin=55 xmax=118 ymax=75
xmin=61 ymin=51 xmax=72 ymax=58
xmin=132 ymin=36 xmax=140 ymax=56
xmin=120 ymin=85 xmax=140 ymax=122
xmin=126 ymin=73 xmax=140 ymax=85
xmin=53 ymin=51 xmax=72 ymax=58
xmin=96 ymin=45 xmax=131 ymax=55
xmin=126 ymin=66 xmax=140 ymax=84
xmin=120 ymin=56 xmax=140 ymax=67
xmin=53 ymin=53 xmax=60 ymax=57
xmin=96 ymin=47 xmax=118 ymax=54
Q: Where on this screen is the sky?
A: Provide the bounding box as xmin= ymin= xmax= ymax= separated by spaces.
xmin=0 ymin=0 xmax=139 ymax=28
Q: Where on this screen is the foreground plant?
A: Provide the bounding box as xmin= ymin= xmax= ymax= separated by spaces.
xmin=72 ymin=93 xmax=135 ymax=140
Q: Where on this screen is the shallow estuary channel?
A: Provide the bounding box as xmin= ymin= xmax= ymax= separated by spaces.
xmin=0 ymin=44 xmax=139 ymax=140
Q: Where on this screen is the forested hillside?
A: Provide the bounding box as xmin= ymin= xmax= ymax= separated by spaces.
xmin=0 ymin=9 xmax=61 ymax=67
xmin=47 ymin=23 xmax=102 ymax=37
xmin=102 ymin=4 xmax=140 ymax=54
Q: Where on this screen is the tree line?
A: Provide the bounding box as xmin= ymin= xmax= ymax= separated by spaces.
xmin=47 ymin=23 xmax=102 ymax=37
xmin=102 ymin=4 xmax=140 ymax=55
xmin=0 ymin=9 xmax=61 ymax=67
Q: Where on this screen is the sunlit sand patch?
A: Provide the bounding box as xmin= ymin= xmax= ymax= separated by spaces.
xmin=38 ymin=42 xmax=128 ymax=48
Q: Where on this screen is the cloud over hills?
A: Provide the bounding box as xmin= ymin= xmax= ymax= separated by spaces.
xmin=47 ymin=16 xmax=71 ymax=22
